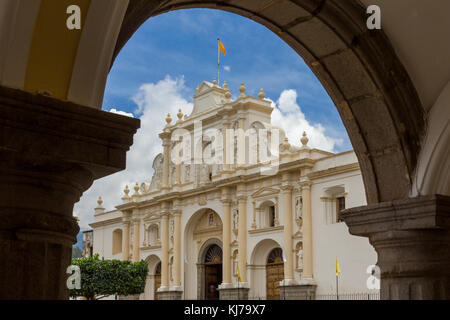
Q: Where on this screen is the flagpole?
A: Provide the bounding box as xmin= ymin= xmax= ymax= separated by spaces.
xmin=336 ymin=275 xmax=339 ymax=300
xmin=217 ymin=38 xmax=220 ymax=87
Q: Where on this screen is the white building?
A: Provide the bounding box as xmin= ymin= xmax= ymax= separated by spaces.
xmin=90 ymin=80 xmax=378 ymax=300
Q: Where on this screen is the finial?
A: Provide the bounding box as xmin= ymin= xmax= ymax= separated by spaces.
xmin=239 ymin=82 xmax=246 ymax=98
xmin=97 ymin=196 xmax=103 ymax=207
xmin=282 ymin=137 xmax=291 ymax=152
xmin=133 ymin=182 xmax=140 ymax=196
xmin=301 ymin=131 xmax=309 ymax=147
xmin=165 ymin=113 xmax=172 ymax=126
xmin=177 ymin=109 xmax=184 ymax=121
xmin=224 ymin=81 xmax=232 ymax=101
xmin=196 ymin=86 xmax=200 ymax=93
xmin=258 ymin=88 xmax=266 ymax=99
xmin=212 ymin=78 xmax=217 ymax=86
xmin=124 ymin=185 xmax=130 ymax=197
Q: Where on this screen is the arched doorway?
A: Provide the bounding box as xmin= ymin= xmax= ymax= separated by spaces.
xmin=204 ymin=244 xmax=223 ymax=300
xmin=154 ymin=262 xmax=161 ymax=300
xmin=266 ymin=248 xmax=284 ymax=300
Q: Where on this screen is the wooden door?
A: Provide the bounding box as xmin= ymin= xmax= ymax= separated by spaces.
xmin=205 ymin=264 xmax=222 ymax=300
xmin=266 ymin=248 xmax=284 ymax=300
xmin=154 ymin=262 xmax=161 ymax=300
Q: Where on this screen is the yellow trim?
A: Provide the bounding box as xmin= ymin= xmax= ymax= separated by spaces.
xmin=25 ymin=0 xmax=91 ymax=100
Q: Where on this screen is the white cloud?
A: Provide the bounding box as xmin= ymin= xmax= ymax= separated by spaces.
xmin=109 ymin=108 xmax=134 ymax=118
xmin=224 ymin=65 xmax=231 ymax=72
xmin=269 ymin=89 xmax=343 ymax=152
xmin=74 ymin=76 xmax=193 ymax=230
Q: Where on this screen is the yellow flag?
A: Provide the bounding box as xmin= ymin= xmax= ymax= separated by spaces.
xmin=218 ymin=40 xmax=227 ymax=56
xmin=336 ymin=257 xmax=341 ymax=276
xmin=237 ymin=264 xmax=242 ymax=282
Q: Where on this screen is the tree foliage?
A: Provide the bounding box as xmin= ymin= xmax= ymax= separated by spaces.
xmin=70 ymin=254 xmax=148 ymax=300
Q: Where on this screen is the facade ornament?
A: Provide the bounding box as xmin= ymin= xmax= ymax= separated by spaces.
xmin=177 ymin=109 xmax=184 ymax=122
xmin=165 ymin=113 xmax=172 ymax=127
xmin=239 ymin=82 xmax=246 ymax=98
xmin=196 ymin=86 xmax=199 ymax=93
xmin=224 ymin=81 xmax=232 ymax=101
xmin=94 ymin=196 xmax=105 ymax=215
xmin=133 ymin=182 xmax=140 ymax=196
xmin=96 ymin=196 xmax=103 ymax=208
xmin=301 ymin=131 xmax=309 ymax=147
xmin=122 ymin=185 xmax=132 ymax=202
xmin=281 ymin=137 xmax=291 ymax=152
xmin=258 ymin=88 xmax=265 ymax=99
xmin=212 ymin=78 xmax=217 ymax=86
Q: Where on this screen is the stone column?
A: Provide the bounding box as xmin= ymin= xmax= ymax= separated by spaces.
xmin=301 ymin=180 xmax=313 ymax=280
xmin=160 ymin=212 xmax=169 ymax=289
xmin=222 ymin=120 xmax=231 ymax=172
xmin=0 ymin=85 xmax=140 ymax=299
xmin=342 ymin=195 xmax=450 ymax=300
xmin=132 ymin=216 xmax=140 ymax=262
xmin=237 ymin=186 xmax=248 ymax=284
xmin=173 ymin=211 xmax=182 ymax=287
xmin=159 ymin=129 xmax=171 ymax=189
xmin=281 ymin=184 xmax=294 ymax=281
xmin=122 ymin=215 xmax=131 ymax=261
xmin=222 ymin=197 xmax=232 ymax=285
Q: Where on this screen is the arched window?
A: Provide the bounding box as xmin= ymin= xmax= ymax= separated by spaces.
xmin=204 ymin=245 xmax=223 ymax=264
xmin=112 ymin=229 xmax=122 ymax=255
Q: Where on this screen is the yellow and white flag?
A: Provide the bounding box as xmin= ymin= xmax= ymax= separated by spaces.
xmin=237 ymin=264 xmax=242 ymax=282
xmin=336 ymin=257 xmax=341 ymax=277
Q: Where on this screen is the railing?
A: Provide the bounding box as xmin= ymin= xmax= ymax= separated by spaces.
xmin=316 ymin=292 xmax=380 ymax=300
xmin=248 ymin=292 xmax=380 ymax=300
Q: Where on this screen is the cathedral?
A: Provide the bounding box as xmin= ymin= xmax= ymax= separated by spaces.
xmin=90 ymin=80 xmax=377 ymax=300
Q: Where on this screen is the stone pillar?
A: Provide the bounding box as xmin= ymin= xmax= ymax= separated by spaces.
xmin=222 ymin=120 xmax=231 ymax=172
xmin=173 ymin=211 xmax=182 ymax=287
xmin=160 ymin=212 xmax=169 ymax=289
xmin=122 ymin=215 xmax=131 ymax=261
xmin=237 ymin=187 xmax=248 ymax=284
xmin=342 ymin=195 xmax=450 ymax=300
xmin=132 ymin=216 xmax=140 ymax=262
xmin=159 ymin=129 xmax=171 ymax=189
xmin=301 ymin=180 xmax=313 ymax=280
xmin=281 ymin=184 xmax=294 ymax=281
xmin=0 ymin=85 xmax=139 ymax=299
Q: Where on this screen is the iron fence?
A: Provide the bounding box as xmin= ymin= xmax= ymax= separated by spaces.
xmin=248 ymin=292 xmax=380 ymax=300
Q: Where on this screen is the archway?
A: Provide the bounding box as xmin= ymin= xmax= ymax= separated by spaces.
xmin=144 ymin=254 xmax=161 ymax=300
xmin=111 ymin=1 xmax=425 ymax=205
xmin=196 ymin=238 xmax=223 ymax=300
xmin=250 ymin=239 xmax=283 ymax=299
xmin=204 ymin=244 xmax=223 ymax=300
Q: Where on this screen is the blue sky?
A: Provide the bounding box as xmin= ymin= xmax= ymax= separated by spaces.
xmin=75 ymin=8 xmax=352 ymax=230
xmin=103 ymin=9 xmax=350 ymax=149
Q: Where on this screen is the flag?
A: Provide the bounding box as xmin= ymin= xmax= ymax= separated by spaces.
xmin=218 ymin=39 xmax=227 ymax=56
xmin=336 ymin=257 xmax=341 ymax=276
xmin=237 ymin=264 xmax=242 ymax=282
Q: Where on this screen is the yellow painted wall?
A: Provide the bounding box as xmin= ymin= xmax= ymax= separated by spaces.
xmin=25 ymin=0 xmax=90 ymax=100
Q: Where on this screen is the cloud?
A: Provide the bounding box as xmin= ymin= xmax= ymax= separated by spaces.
xmin=74 ymin=76 xmax=193 ymax=230
xmin=269 ymin=89 xmax=343 ymax=152
xmin=224 ymin=65 xmax=231 ymax=72
xmin=109 ymin=108 xmax=134 ymax=118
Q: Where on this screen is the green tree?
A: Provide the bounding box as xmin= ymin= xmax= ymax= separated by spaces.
xmin=70 ymin=254 xmax=148 ymax=300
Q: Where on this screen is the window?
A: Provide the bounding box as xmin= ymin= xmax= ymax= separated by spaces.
xmin=336 ymin=197 xmax=345 ymax=222
xmin=269 ymin=206 xmax=276 ymax=227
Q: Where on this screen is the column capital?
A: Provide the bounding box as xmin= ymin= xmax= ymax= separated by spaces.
xmin=300 ymin=180 xmax=312 ymax=189
xmin=280 ymin=184 xmax=294 ymax=191
xmin=159 ymin=131 xmax=171 ymax=143
xmin=342 ymin=195 xmax=450 ymax=300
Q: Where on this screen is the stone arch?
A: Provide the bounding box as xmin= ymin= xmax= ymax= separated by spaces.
xmin=113 ymin=1 xmax=425 ymax=204
xmin=197 ymin=237 xmax=223 ymax=300
xmin=249 ymin=238 xmax=282 ymax=299
xmin=143 ymin=254 xmax=161 ymax=300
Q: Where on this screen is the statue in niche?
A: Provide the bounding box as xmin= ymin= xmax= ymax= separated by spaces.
xmin=184 ymin=164 xmax=191 ymax=183
xmin=296 ymin=243 xmax=303 ymax=270
xmin=170 ymin=163 xmax=176 ymax=185
xmin=295 ymin=196 xmax=303 ymax=220
xmin=233 ymin=209 xmax=239 ymax=231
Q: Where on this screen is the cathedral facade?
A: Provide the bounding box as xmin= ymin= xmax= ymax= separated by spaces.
xmin=90 ymin=80 xmax=377 ymax=300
